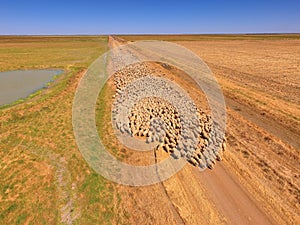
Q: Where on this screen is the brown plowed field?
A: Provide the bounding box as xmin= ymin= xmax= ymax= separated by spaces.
xmin=108 ymin=36 xmax=299 ymax=225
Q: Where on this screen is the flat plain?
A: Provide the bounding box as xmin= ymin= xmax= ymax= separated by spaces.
xmin=0 ymin=34 xmax=299 ymax=224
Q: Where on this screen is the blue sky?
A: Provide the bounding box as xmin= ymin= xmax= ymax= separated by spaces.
xmin=1 ymin=0 xmax=299 ymax=34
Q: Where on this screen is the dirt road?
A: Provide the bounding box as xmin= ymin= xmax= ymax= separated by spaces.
xmin=196 ymin=164 xmax=274 ymax=225
xmin=108 ymin=36 xmax=298 ymax=225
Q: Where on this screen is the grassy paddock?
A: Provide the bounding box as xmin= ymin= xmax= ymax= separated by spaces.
xmin=0 ymin=36 xmax=127 ymax=224
xmin=0 ymin=36 xmax=105 ymax=71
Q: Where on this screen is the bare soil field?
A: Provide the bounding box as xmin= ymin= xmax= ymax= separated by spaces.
xmin=179 ymin=39 xmax=300 ymax=224
xmin=108 ymin=35 xmax=300 ymax=224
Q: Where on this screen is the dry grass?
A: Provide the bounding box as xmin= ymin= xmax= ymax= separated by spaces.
xmin=0 ymin=36 xmax=105 ymax=72
xmin=0 ymin=36 xmax=128 ymax=224
xmin=119 ymin=34 xmax=300 ymax=41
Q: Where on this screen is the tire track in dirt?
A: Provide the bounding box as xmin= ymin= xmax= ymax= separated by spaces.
xmin=225 ymin=95 xmax=300 ymax=150
xmin=196 ymin=163 xmax=275 ymax=225
xmin=153 ymin=148 xmax=186 ymax=225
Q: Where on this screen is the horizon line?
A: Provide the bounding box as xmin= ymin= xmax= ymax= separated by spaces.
xmin=1 ymin=32 xmax=300 ymax=36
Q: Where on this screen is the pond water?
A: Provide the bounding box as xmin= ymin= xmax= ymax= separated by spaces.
xmin=0 ymin=69 xmax=63 ymax=106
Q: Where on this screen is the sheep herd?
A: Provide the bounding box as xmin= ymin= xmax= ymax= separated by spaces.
xmin=111 ymin=63 xmax=226 ymax=169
